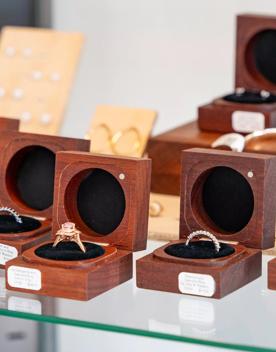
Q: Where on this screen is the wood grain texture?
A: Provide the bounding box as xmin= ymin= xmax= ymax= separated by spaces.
xmin=52 ymin=151 xmax=151 ymax=252
xmin=199 ymin=14 xmax=276 ymax=133
xmin=148 ymin=121 xmax=276 ymax=195
xmin=6 ymin=244 xmax=133 ymax=301
xmin=0 ymin=117 xmax=19 ymax=131
xmin=0 ymin=131 xmax=90 ymax=219
xmin=0 ymin=132 xmax=89 ymax=267
xmin=5 ymin=151 xmax=150 ymax=300
xmin=180 ymin=148 xmax=276 ymax=249
xmin=136 ymin=240 xmax=261 ymax=299
xmin=86 ymin=105 xmax=157 ymax=157
xmin=268 ymin=257 xmax=276 ymax=291
xmin=0 ymin=26 xmax=83 ymax=135
xmin=236 ymin=14 xmax=276 ymax=92
xmin=198 ymin=99 xmax=276 ymax=133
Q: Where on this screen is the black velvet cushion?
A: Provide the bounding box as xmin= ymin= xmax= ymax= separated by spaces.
xmin=35 ymin=242 xmax=105 ymax=261
xmin=165 ymin=241 xmax=234 ymax=259
xmin=15 ymin=147 xmax=55 ymax=210
xmin=77 ymin=168 xmax=125 ymax=235
xmin=253 ymin=30 xmax=276 ymax=84
xmin=223 ymin=90 xmax=276 ymax=104
xmin=202 ymin=167 xmax=254 ymax=233
xmin=0 ymin=215 xmax=41 ymax=233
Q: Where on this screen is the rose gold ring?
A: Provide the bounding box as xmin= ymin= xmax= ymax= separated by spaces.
xmin=53 ymin=222 xmax=86 ymax=253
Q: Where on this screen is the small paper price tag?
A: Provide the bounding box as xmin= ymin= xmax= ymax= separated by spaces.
xmin=0 ymin=243 xmax=18 ymax=265
xmin=8 ymin=266 xmax=41 ymax=291
xmin=232 ymin=111 xmax=265 ymax=133
xmin=178 ymin=272 xmax=215 ymax=297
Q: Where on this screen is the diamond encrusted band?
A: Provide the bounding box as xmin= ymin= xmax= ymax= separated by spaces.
xmin=0 ymin=207 xmax=22 ymax=224
xmin=185 ymin=230 xmax=221 ymax=253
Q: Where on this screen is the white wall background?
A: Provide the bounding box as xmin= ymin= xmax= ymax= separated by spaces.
xmin=50 ymin=0 xmax=276 ymax=138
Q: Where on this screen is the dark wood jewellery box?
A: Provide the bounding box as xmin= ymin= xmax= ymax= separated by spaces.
xmin=0 ymin=131 xmax=89 ymax=268
xmin=198 ymin=14 xmax=276 ymax=134
xmin=0 ymin=117 xmax=19 ymax=132
xmin=137 ymin=148 xmax=276 ymax=299
xmin=5 ymin=151 xmax=151 ymax=301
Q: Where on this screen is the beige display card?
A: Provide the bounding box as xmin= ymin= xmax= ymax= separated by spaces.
xmin=0 ymin=26 xmax=83 ymax=134
xmin=148 ymin=193 xmax=180 ymax=241
xmin=87 ymin=105 xmax=157 ymax=157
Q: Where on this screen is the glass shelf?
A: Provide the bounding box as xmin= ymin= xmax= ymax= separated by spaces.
xmin=0 ymin=240 xmax=275 ymax=352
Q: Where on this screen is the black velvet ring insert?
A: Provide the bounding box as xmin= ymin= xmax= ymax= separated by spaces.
xmin=0 ymin=215 xmax=41 ymax=233
xmin=253 ymin=30 xmax=276 ymax=84
xmin=7 ymin=146 xmax=56 ymax=211
xmin=77 ymin=168 xmax=126 ymax=235
xmin=165 ymin=241 xmax=235 ymax=259
xmin=201 ymin=167 xmax=254 ymax=233
xmin=35 ymin=242 xmax=105 ymax=261
xmin=223 ymin=90 xmax=276 ymax=104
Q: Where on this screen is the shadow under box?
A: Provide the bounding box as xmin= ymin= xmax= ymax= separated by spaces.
xmin=6 ymin=151 xmax=151 ymax=300
xmin=0 ymin=132 xmax=90 ymax=267
xmin=198 ymin=14 xmax=276 ymax=134
xmin=137 ymin=148 xmax=276 ymax=298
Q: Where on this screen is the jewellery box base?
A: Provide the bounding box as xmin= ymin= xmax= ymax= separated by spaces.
xmin=136 ymin=242 xmax=262 ymax=299
xmin=267 ymin=258 xmax=276 ymax=290
xmin=5 ymin=247 xmax=133 ymax=301
xmin=198 ymin=100 xmax=276 ymax=134
xmin=0 ymin=221 xmax=51 ymax=268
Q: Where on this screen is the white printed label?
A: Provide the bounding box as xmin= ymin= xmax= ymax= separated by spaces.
xmin=178 ymin=297 xmax=215 ymax=324
xmin=0 ymin=244 xmax=18 ymax=265
xmin=178 ymin=272 xmax=215 ymax=297
xmin=8 ymin=266 xmax=41 ymax=291
xmin=8 ymin=296 xmax=42 ymax=315
xmin=232 ymin=111 xmax=265 ymax=133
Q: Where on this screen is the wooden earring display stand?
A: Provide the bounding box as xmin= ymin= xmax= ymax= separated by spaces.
xmin=0 ymin=131 xmax=89 ymax=267
xmin=0 ymin=26 xmax=83 ymax=135
xmin=6 ymin=152 xmax=151 ymax=300
xmin=137 ymin=148 xmax=276 ymax=299
xmin=86 ymin=105 xmax=157 ymax=157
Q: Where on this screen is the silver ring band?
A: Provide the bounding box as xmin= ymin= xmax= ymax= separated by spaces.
xmin=185 ymin=230 xmax=221 ymax=253
xmin=0 ymin=207 xmax=22 ymax=224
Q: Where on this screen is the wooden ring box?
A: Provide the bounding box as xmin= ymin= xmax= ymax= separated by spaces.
xmin=0 ymin=131 xmax=89 ymax=267
xmin=5 ymin=151 xmax=151 ymax=300
xmin=198 ymin=14 xmax=276 ymax=134
xmin=0 ymin=117 xmax=19 ymax=132
xmin=137 ymin=148 xmax=276 ymax=299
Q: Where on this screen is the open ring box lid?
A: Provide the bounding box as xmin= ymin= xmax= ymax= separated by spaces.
xmin=0 ymin=131 xmax=90 ymax=267
xmin=5 ymin=151 xmax=151 ymax=300
xmin=137 ymin=148 xmax=276 ymax=299
xmin=198 ymin=14 xmax=276 ymax=134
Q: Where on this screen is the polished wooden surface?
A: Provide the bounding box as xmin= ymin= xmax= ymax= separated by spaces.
xmin=180 ymin=148 xmax=276 ymax=249
xmin=6 ymin=245 xmax=133 ymax=301
xmin=199 ymin=14 xmax=276 ymax=133
xmin=0 ymin=132 xmax=89 ymax=266
xmin=136 ymin=240 xmax=261 ymax=299
xmin=53 ymin=151 xmax=151 ymax=251
xmin=5 ymin=151 xmax=151 ymax=300
xmin=148 ymin=121 xmax=276 ymax=195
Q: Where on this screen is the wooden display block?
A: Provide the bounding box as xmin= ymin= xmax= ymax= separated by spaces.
xmin=86 ymin=105 xmax=157 ymax=157
xmin=6 ymin=152 xmax=151 ymax=300
xmin=137 ymin=148 xmax=276 ymax=299
xmin=0 ymin=26 xmax=83 ymax=135
xmin=0 ymin=117 xmax=19 ymax=131
xmin=148 ymin=121 xmax=276 ymax=195
xmin=198 ymin=14 xmax=276 ymax=134
xmin=0 ymin=131 xmax=89 ymax=267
